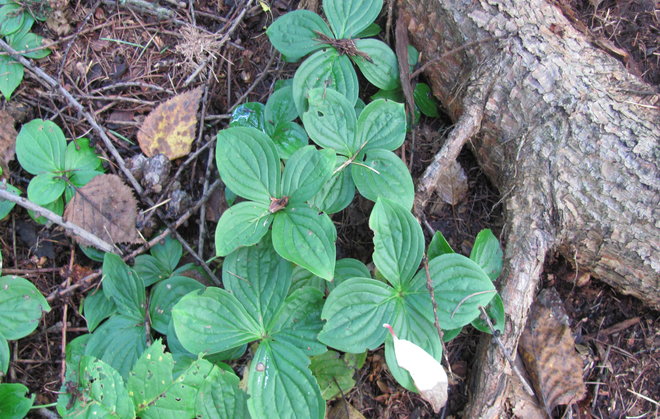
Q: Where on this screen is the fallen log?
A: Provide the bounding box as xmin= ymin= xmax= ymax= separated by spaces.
xmin=398 ymin=0 xmax=659 ymax=416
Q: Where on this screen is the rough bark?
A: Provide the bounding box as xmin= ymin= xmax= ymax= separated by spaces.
xmin=398 ymin=0 xmax=659 ymax=417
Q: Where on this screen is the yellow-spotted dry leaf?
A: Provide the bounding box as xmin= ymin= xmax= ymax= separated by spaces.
xmin=63 ymin=174 xmax=141 ymax=247
xmin=519 ymin=288 xmax=586 ymax=415
xmin=138 ymin=87 xmax=203 ymax=160
xmin=0 ymin=109 xmax=17 ymax=177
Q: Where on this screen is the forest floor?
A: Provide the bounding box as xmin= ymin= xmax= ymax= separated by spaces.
xmin=1 ymin=0 xmax=657 ymax=418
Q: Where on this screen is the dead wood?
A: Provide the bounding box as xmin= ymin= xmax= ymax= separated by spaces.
xmin=398 ymin=0 xmax=659 ymax=416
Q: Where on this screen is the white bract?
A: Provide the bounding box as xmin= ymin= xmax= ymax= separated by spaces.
xmin=383 ymin=323 xmax=448 ymax=412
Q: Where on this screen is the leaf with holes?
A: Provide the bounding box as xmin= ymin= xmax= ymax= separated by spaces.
xmin=138 ymin=87 xmax=202 ymax=160
xmin=271 ymin=206 xmax=336 ymax=280
xmin=302 ymin=87 xmax=358 ymax=156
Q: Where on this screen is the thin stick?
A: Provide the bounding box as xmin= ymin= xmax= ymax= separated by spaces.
xmin=422 ymin=256 xmax=453 ymax=378
xmin=410 ymin=37 xmax=502 ymax=79
xmin=0 ymin=187 xmax=116 ymax=253
xmin=478 ymin=306 xmax=536 ymax=396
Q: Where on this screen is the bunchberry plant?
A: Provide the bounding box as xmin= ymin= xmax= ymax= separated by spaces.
xmin=172 ymin=237 xmax=326 ymax=418
xmin=302 ymin=87 xmax=414 ymax=212
xmin=215 ymin=126 xmax=337 ymax=279
xmin=0 ymin=1 xmax=51 ymax=99
xmin=15 ymin=119 xmax=103 ymax=221
xmin=319 ymin=198 xmax=502 ymax=390
xmin=230 ymin=82 xmax=308 ymax=159
xmin=266 ymin=0 xmax=399 ymax=115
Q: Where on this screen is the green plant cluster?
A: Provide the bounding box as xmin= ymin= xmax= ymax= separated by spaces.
xmin=1 ymin=1 xmax=505 ymax=417
xmin=0 ymin=0 xmax=51 ymax=100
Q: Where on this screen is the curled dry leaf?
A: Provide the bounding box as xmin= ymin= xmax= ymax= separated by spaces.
xmin=383 ymin=324 xmax=448 ymax=413
xmin=519 ymin=288 xmax=586 ymax=415
xmin=0 ymin=109 xmax=17 ymax=177
xmin=137 ymin=87 xmax=203 ymax=160
xmin=63 ymin=174 xmax=141 ymax=248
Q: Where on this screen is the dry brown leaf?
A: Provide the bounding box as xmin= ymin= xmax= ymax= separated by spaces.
xmin=326 ymin=399 xmax=365 ymax=419
xmin=63 ymin=174 xmax=141 ymax=247
xmin=137 ymin=87 xmax=202 ymax=160
xmin=519 ymin=288 xmax=586 ymax=415
xmin=0 ymin=109 xmax=17 ymax=178
xmin=436 ymin=160 xmax=468 ymax=205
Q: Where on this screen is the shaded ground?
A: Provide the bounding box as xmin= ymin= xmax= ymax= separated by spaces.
xmin=1 ymin=1 xmax=657 ymax=417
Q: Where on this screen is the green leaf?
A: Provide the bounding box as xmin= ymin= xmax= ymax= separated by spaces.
xmin=330 ymin=257 xmax=370 ymax=291
xmin=9 ymin=30 xmax=49 ymax=59
xmin=371 ymin=87 xmax=404 ymax=102
xmin=128 ymin=340 xmax=174 ymax=414
xmin=229 ymin=102 xmax=265 ymax=131
xmin=216 ymin=127 xmax=280 ymax=203
xmin=195 ymin=366 xmax=250 ymax=419
xmin=15 ymin=119 xmax=66 ymax=174
xmin=140 ymin=358 xmax=214 ymax=419
xmin=28 ymin=196 xmax=63 ymax=223
xmin=85 ymin=315 xmax=147 ymax=378
xmin=289 ymin=265 xmax=326 ymax=295
xmin=149 ymin=276 xmax=204 ymax=334
xmin=309 ymin=155 xmax=355 ymax=214
xmin=370 ymin=199 xmax=424 ymax=287
xmin=272 ymin=206 xmax=336 ymax=280
xmin=356 ymin=98 xmax=407 ymax=153
xmin=247 ymin=340 xmax=324 ymax=419
xmin=0 ymin=184 xmax=20 ymax=219
xmin=471 ymin=293 xmax=505 ymax=335
xmin=352 ymin=39 xmax=400 ymax=90
xmin=65 ymin=138 xmax=102 ymax=184
xmin=133 ymin=254 xmax=169 ymax=287
xmin=150 ymin=236 xmax=182 ymax=273
xmin=265 ymin=85 xmax=298 ymax=125
xmin=352 ymin=149 xmax=414 ymax=209
xmin=214 ymin=201 xmax=273 ymax=256
xmin=83 ymin=288 xmax=116 ymax=332
xmin=319 ymin=278 xmax=394 ymax=353
xmin=270 ymin=121 xmax=308 ymax=159
xmin=292 ymin=49 xmax=358 ymax=116
xmin=310 ymin=350 xmax=357 ymax=400
xmin=423 ymin=253 xmax=496 ymax=330
xmin=0 ymin=334 xmax=8 ymax=374
xmin=172 ymin=287 xmax=261 ymax=355
xmin=323 ymin=0 xmax=382 ymax=38
xmin=56 ymin=335 xmax=90 ymax=415
xmin=427 ymin=230 xmax=454 ymax=260
xmin=71 ymin=356 xmax=135 ymax=418
xmin=26 ymin=172 xmax=65 ymax=205
xmin=302 ymin=87 xmax=358 ymax=156
xmin=282 ymin=146 xmax=334 ymax=203
xmin=223 ymin=237 xmax=292 ymax=327
xmin=354 ymin=22 xmax=381 ymax=38
xmin=442 ymin=327 xmax=462 ymax=342
xmin=0 ymin=55 xmax=22 ymax=100
xmin=266 ymin=10 xmax=332 ymax=60
xmin=102 ymin=253 xmax=145 ymax=320
xmin=0 ymin=383 xmax=34 ymax=419
xmin=0 ymin=4 xmax=24 ymax=36
xmin=269 ymin=287 xmax=326 ymax=356
xmin=0 ymin=275 xmax=50 ymax=340
xmin=413 ymin=83 xmax=439 ymax=117
xmin=469 ymin=229 xmax=503 ymax=281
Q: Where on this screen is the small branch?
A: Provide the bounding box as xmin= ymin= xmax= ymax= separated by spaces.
xmin=477 ymin=306 xmax=535 ymax=396
xmin=423 ymin=256 xmax=453 ymax=378
xmin=410 ymin=37 xmax=503 ymax=80
xmin=0 ymin=187 xmax=116 ymax=253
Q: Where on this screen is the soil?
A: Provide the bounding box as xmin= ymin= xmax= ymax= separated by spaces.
xmin=1 ymin=1 xmax=657 ymax=418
